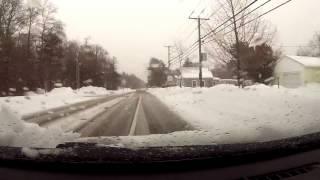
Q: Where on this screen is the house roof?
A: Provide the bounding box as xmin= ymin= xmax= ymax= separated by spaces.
xmin=287 ymin=55 xmax=320 ymax=68
xmin=181 ymin=67 xmax=213 ymax=79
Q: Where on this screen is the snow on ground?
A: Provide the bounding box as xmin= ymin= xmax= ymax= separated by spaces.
xmin=0 ymin=87 xmax=93 ymax=117
xmin=148 ymin=84 xmax=320 ymax=143
xmin=2 ymin=83 xmax=320 ymax=149
xmin=76 ymin=86 xmax=112 ymax=96
xmin=43 ymin=96 xmax=128 ymax=132
xmin=0 ymin=86 xmax=130 ymax=117
xmin=0 ymin=86 xmax=133 ymax=148
xmin=0 ymin=105 xmax=79 ymax=148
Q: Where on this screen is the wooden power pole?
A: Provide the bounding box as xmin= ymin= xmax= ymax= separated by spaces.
xmin=189 ymin=16 xmax=209 ymax=88
xmin=164 ymin=45 xmax=172 ymax=69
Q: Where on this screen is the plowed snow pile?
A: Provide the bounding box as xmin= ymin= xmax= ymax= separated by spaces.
xmin=0 ymin=105 xmax=79 ymax=148
xmin=148 ymin=84 xmax=320 ymax=142
xmin=0 ymin=86 xmax=116 ymax=117
xmin=0 ymin=86 xmax=129 ymax=148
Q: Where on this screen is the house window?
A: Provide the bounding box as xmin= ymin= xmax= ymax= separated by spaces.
xmin=192 ymin=80 xmax=197 ymax=88
xmin=202 ymin=80 xmax=206 ymax=87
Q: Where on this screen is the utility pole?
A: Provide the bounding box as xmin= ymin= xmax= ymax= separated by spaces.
xmin=189 ymin=16 xmax=209 ymax=88
xmin=76 ymin=50 xmax=80 ymax=90
xmin=230 ymin=0 xmax=241 ymax=88
xmin=179 ymin=53 xmax=183 ymax=88
xmin=164 ymin=45 xmax=172 ymax=69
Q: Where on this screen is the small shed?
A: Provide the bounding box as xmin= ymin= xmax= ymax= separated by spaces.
xmin=274 ymin=55 xmax=320 ymax=88
xmin=179 ymin=67 xmax=214 ymax=88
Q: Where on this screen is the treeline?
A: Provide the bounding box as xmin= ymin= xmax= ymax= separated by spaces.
xmin=0 ymin=0 xmax=143 ymax=96
xmin=147 ymin=58 xmax=168 ymax=87
xmin=121 ymin=73 xmax=146 ymax=89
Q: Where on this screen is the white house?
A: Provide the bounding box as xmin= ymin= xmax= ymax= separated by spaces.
xmin=179 ymin=67 xmax=215 ymax=87
xmin=274 ymin=55 xmax=320 ymax=88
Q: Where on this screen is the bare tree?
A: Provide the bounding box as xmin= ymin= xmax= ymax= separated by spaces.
xmin=297 ymin=32 xmax=320 ymax=57
xmin=203 ymin=0 xmax=277 ymax=82
xmin=204 ymin=0 xmax=275 ymax=62
xmin=36 ymin=0 xmax=60 ymax=90
xmin=25 ymin=3 xmax=40 ymax=59
xmin=173 ymin=40 xmax=198 ymax=66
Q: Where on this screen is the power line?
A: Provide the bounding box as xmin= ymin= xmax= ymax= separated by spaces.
xmin=176 ymin=0 xmax=206 ymax=44
xmin=172 ymin=0 xmax=262 ymax=67
xmin=170 ymin=41 xmax=199 ymax=64
xmin=203 ymin=0 xmax=294 ymax=45
xmin=223 ymin=0 xmax=293 ymax=36
xmin=201 ymin=0 xmax=273 ymax=44
xmin=171 ymin=45 xmax=198 ymax=64
xmin=182 ymin=2 xmax=224 ymax=42
xmin=169 ymin=0 xmax=267 ymax=67
xmin=201 ymin=0 xmax=259 ymax=41
xmin=170 ymin=44 xmax=199 ymax=65
xmin=171 ymin=1 xmax=224 ymax=61
xmin=170 ymin=40 xmax=199 ymax=63
xmin=170 ymin=0 xmax=294 ymax=72
xmin=207 ymin=2 xmax=224 ymax=19
xmin=182 ymin=27 xmax=199 ymax=42
xmin=187 ymin=16 xmax=210 ymax=87
xmin=213 ymin=0 xmax=273 ymax=36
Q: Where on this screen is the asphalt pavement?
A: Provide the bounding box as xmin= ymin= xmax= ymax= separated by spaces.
xmin=28 ymin=90 xmax=195 ymax=137
xmin=77 ymin=90 xmax=194 ymax=137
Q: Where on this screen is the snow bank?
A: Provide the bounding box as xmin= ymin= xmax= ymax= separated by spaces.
xmin=0 ymin=86 xmax=135 ymax=148
xmin=0 ymin=105 xmax=79 ymax=148
xmin=76 ymin=86 xmax=134 ymax=96
xmin=112 ymin=88 xmax=135 ymax=95
xmin=49 ymin=87 xmax=75 ymax=95
xmin=149 ymin=84 xmax=320 ymax=143
xmin=77 ymin=86 xmax=111 ymax=96
xmin=0 ymin=89 xmax=94 ymax=117
xmin=0 ymin=86 xmax=124 ymax=117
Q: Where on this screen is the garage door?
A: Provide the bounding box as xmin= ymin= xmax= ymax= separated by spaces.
xmin=282 ymin=72 xmax=302 ymax=88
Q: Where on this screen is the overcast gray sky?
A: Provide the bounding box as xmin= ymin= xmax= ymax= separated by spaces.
xmin=53 ymin=0 xmax=320 ymax=81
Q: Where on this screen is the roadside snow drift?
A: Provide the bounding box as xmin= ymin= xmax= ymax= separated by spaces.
xmin=0 ymin=86 xmax=112 ymax=117
xmin=0 ymin=105 xmax=79 ymax=148
xmin=0 ymin=86 xmax=129 ymax=148
xmin=148 ymin=84 xmax=320 ymax=143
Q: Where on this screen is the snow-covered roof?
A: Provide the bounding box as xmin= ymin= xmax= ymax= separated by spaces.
xmin=181 ymin=67 xmax=213 ymax=79
xmin=287 ymin=56 xmax=320 ymax=68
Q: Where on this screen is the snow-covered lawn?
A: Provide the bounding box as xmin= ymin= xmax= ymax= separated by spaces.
xmin=149 ymin=84 xmax=320 ymax=143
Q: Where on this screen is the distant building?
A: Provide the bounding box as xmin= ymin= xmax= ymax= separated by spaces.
xmin=274 ymin=55 xmax=320 ymax=88
xmin=179 ymin=67 xmax=215 ymax=88
xmin=165 ymin=74 xmax=179 ymax=87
